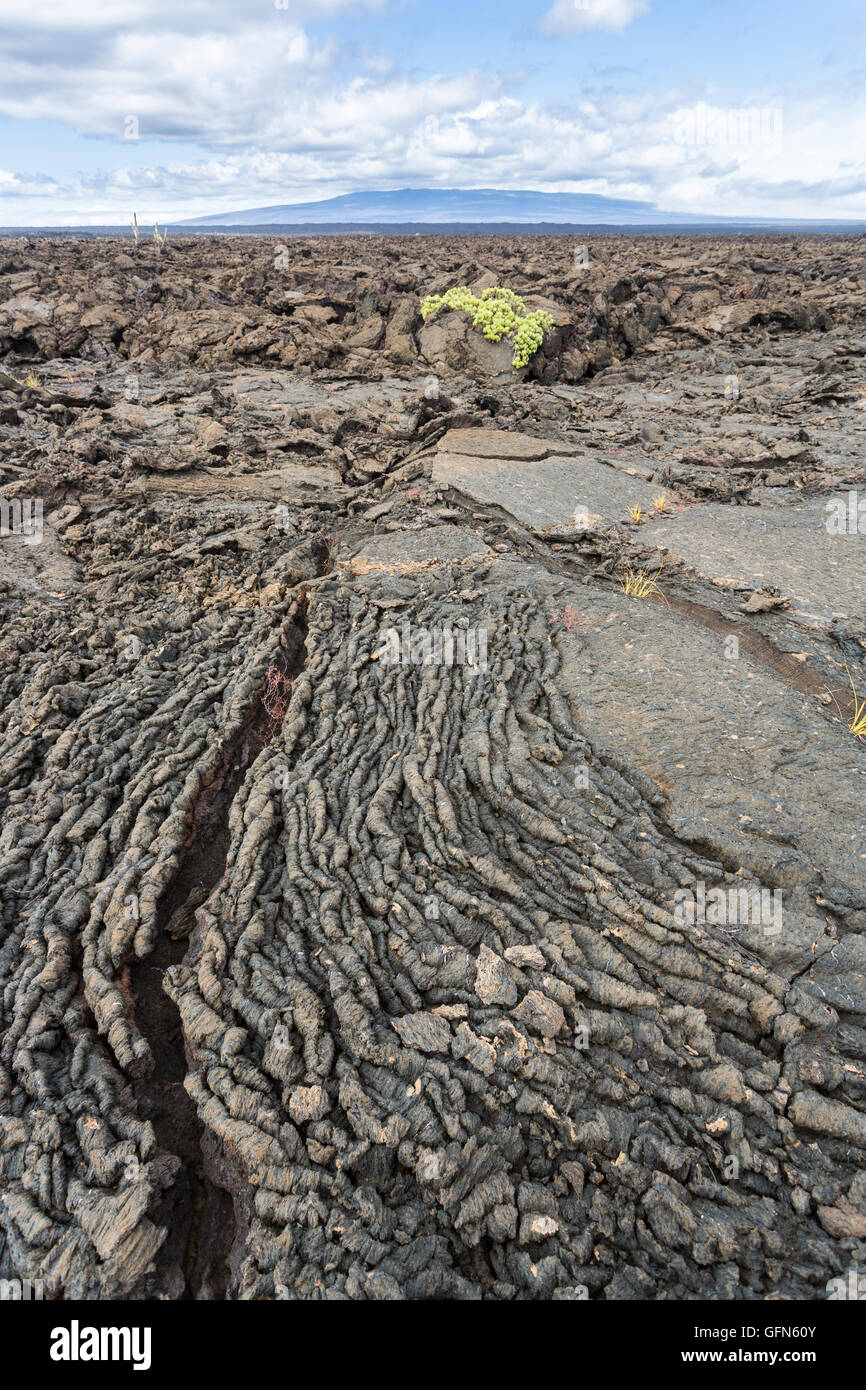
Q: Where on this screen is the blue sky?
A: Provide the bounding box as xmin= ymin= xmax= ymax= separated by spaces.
xmin=0 ymin=0 xmax=863 ymax=224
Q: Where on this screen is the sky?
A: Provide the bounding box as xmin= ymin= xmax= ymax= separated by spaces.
xmin=0 ymin=0 xmax=864 ymax=225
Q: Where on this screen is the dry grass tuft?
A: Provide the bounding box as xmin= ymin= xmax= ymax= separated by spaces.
xmin=845 ymin=663 xmax=866 ymax=740
xmin=618 ymin=561 xmax=665 ymax=599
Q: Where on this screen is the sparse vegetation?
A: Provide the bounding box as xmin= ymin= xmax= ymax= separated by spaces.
xmin=618 ymin=561 xmax=664 ymax=598
xmin=261 ymin=664 xmax=292 ymax=734
xmin=845 ymin=662 xmax=866 ymax=740
xmin=323 ymin=533 xmax=340 ymax=572
xmin=549 ymin=603 xmax=581 ymax=631
xmin=419 ymin=285 xmax=554 ymax=368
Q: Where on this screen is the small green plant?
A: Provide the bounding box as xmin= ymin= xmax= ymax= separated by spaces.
xmin=153 ymin=221 xmax=167 ymax=251
xmin=419 ymin=285 xmax=554 ymax=369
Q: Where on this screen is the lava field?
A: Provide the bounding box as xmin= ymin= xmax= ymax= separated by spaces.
xmin=1 ymin=232 xmax=865 ymax=1301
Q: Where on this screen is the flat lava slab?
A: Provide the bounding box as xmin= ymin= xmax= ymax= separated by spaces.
xmin=643 ymin=495 xmax=866 ymax=626
xmin=432 ymin=428 xmax=659 ymax=530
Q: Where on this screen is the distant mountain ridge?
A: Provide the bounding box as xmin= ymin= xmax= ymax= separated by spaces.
xmin=176 ymin=187 xmax=866 ymax=231
xmin=179 ymin=187 xmax=719 ymax=227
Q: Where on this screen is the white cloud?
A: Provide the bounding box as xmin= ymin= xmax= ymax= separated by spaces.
xmin=7 ymin=86 xmax=861 ymax=226
xmin=539 ymin=0 xmax=649 ymax=36
xmin=0 ymin=22 xmax=338 ymax=142
xmin=0 ymin=0 xmax=383 ymax=31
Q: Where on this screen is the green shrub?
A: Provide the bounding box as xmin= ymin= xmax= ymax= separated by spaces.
xmin=419 ymin=285 xmax=554 ymax=369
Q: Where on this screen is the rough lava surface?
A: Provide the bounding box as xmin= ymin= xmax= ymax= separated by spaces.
xmin=1 ymin=233 xmax=866 ymax=1300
